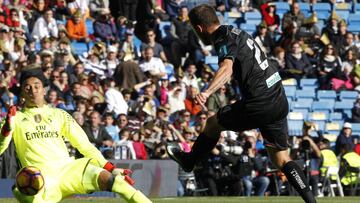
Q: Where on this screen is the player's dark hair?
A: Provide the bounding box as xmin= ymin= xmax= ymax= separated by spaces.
xmin=320 ymin=138 xmax=330 ymax=148
xmin=188 ymin=4 xmax=219 ymax=28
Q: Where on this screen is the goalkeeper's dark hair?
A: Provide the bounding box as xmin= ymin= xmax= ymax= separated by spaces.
xmin=188 ymin=4 xmax=220 ymax=28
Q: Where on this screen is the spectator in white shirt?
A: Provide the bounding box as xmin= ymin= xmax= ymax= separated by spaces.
xmin=101 ymin=78 xmax=128 ymax=116
xmin=100 ymin=45 xmax=119 ymax=77
xmin=168 ymin=85 xmax=186 ymax=114
xmin=139 ymin=47 xmax=167 ymax=79
xmin=182 ymin=63 xmax=199 ymax=90
xmin=32 ymin=9 xmax=58 ymax=41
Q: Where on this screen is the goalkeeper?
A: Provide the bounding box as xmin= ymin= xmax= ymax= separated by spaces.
xmin=0 ymin=68 xmax=151 ymax=203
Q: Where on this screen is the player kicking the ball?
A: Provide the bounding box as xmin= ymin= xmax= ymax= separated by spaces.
xmin=0 ymin=68 xmax=151 ymax=203
xmin=166 ymin=4 xmax=316 ymax=203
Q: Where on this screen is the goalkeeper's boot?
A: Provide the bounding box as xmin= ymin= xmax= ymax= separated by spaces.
xmin=166 ymin=142 xmax=194 ymax=172
xmin=112 ymin=175 xmax=152 ymax=203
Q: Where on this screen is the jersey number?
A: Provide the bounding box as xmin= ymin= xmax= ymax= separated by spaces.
xmin=246 ymin=38 xmax=269 ymax=70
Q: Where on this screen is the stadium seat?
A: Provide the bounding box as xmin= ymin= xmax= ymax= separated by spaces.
xmin=72 ymin=42 xmax=88 ymax=55
xmin=329 ymin=112 xmax=343 ymax=121
xmin=300 ymin=78 xmax=318 ymax=88
xmin=274 ymin=2 xmax=290 ymax=15
xmin=282 ymin=78 xmax=297 ymax=86
xmin=317 ymin=90 xmax=337 ymax=100
xmin=224 ymin=11 xmax=241 ymax=24
xmin=284 ymin=86 xmax=296 ymax=100
xmin=334 ymin=101 xmax=354 ymax=119
xmin=313 ymin=3 xmax=331 ymax=12
xmin=312 ymin=121 xmax=326 ymax=132
xmin=288 ymin=111 xmax=305 ymax=120
xmin=308 ymin=111 xmax=329 ymax=121
xmin=348 ymin=24 xmax=360 ymax=34
xmin=316 ymin=12 xmax=330 ymax=21
xmin=350 ymin=123 xmax=360 ymax=136
xmin=292 ymin=100 xmax=313 ymax=111
xmin=335 ymin=10 xmax=350 ymax=21
xmin=205 ymin=56 xmax=219 ymax=72
xmin=240 ymin=23 xmax=256 ymax=35
xmin=244 ymin=11 xmax=262 ymax=25
xmin=339 ymin=91 xmax=358 ymax=102
xmin=325 ymin=122 xmax=341 ymax=135
xmin=355 ymin=3 xmax=360 ymax=13
xmin=299 ymin=3 xmax=310 ymax=13
xmin=288 ymin=120 xmax=304 ymax=136
xmin=349 ymin=14 xmax=360 ymax=26
xmin=334 ymin=2 xmax=351 ymax=11
xmin=86 ymin=20 xmax=94 ymax=34
xmin=159 ymin=21 xmax=171 ymax=39
xmin=295 ymin=90 xmax=316 ymax=99
xmin=316 ymin=20 xmax=325 ymax=30
xmin=312 ymin=101 xmax=334 ymax=113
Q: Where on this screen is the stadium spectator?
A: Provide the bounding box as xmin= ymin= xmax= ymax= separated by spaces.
xmin=89 ymin=0 xmax=110 ymax=18
xmin=65 ymin=9 xmax=89 ymax=42
xmin=101 ymin=78 xmax=128 ymax=116
xmin=139 ymin=47 xmax=167 ymax=79
xmin=119 ymin=30 xmax=138 ymax=62
xmin=322 ymin=11 xmax=340 ymax=43
xmin=284 ymin=41 xmax=312 ymax=81
xmin=338 ymin=143 xmax=360 ymax=190
xmin=297 ymin=13 xmax=321 ymax=56
xmin=260 ymin=2 xmax=280 ymax=33
xmin=93 ymin=9 xmax=117 ymax=43
xmin=141 ymin=29 xmax=168 ymax=63
xmin=28 ymin=0 xmax=48 ymax=31
xmin=168 ymin=84 xmax=186 ymax=114
xmin=83 ymin=111 xmax=114 ymax=149
xmin=317 ymin=44 xmax=349 ymax=90
xmin=184 ymin=86 xmax=202 ymax=116
xmin=31 ymin=8 xmax=58 ymax=41
xmin=116 ymin=129 xmax=137 ymax=159
xmin=113 ymin=60 xmax=145 ymax=90
xmin=334 ymin=20 xmax=348 ymax=54
xmin=339 ymin=32 xmax=359 ymax=59
xmin=100 ymin=45 xmax=119 ymax=77
xmin=188 ymin=29 xmax=213 ymax=64
xmin=131 ymin=130 xmax=148 ymax=160
xmin=269 ymin=46 xmax=286 ymax=72
xmin=5 ymin=8 xmax=20 ymax=28
xmin=182 ymin=63 xmax=199 ymax=90
xmin=336 ymin=122 xmax=355 ymax=156
xmin=134 ymin=0 xmax=160 ymax=42
xmin=282 ymin=2 xmax=304 ymax=32
xmin=254 ymin=21 xmax=275 ymax=55
xmin=67 ymin=0 xmax=90 ymax=19
xmin=207 ymin=85 xmax=229 ymax=117
xmin=170 ymin=6 xmax=191 ymax=69
xmin=104 ymin=112 xmax=120 ymax=143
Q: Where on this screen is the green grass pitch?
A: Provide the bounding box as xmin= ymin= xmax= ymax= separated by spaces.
xmin=1 ymin=197 xmax=360 ymax=203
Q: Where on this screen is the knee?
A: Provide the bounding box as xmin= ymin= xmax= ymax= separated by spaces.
xmin=203 ymin=116 xmax=223 ymax=137
xmin=98 ymin=170 xmax=115 ymax=191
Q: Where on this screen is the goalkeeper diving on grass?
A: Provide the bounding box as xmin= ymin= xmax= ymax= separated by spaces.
xmin=0 ymin=68 xmax=151 ymax=203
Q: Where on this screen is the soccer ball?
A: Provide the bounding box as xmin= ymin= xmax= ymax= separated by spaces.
xmin=16 ymin=166 xmax=45 ymax=196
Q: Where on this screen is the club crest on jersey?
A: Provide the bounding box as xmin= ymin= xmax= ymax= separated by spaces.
xmin=34 ymin=114 xmax=42 ymax=123
xmin=219 ymin=45 xmax=228 ymax=58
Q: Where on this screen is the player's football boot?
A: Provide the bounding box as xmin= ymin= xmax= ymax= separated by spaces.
xmin=166 ymin=142 xmax=194 ymax=172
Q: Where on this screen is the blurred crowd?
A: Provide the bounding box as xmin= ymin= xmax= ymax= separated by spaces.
xmin=0 ymin=0 xmax=360 ymax=198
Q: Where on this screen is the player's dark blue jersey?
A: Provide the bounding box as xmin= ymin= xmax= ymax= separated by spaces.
xmin=212 ymin=25 xmax=284 ymax=106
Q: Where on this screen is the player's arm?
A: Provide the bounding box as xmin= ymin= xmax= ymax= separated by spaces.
xmin=196 ymin=59 xmax=233 ymax=105
xmin=0 ymin=106 xmax=17 ymax=155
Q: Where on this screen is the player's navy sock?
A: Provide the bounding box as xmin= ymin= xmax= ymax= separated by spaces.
xmin=281 ymin=161 xmax=317 ymax=203
xmin=188 ymin=132 xmax=220 ymax=166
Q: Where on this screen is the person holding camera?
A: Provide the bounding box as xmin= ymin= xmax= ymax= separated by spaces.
xmin=293 ymin=122 xmax=321 ymax=196
xmin=236 ymin=131 xmax=270 ymax=196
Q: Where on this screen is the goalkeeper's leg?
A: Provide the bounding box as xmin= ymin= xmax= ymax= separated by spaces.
xmin=83 ymin=164 xmax=152 ymax=203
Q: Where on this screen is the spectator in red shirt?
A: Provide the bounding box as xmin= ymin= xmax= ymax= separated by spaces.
xmin=131 ymin=130 xmax=148 ymax=160
xmin=260 ymin=2 xmax=280 ymax=33
xmin=5 ymin=8 xmax=20 ymax=28
xmin=184 ymin=86 xmax=202 ymax=116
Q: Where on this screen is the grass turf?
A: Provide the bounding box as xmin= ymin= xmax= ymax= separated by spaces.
xmin=1 ymin=197 xmax=359 ymax=203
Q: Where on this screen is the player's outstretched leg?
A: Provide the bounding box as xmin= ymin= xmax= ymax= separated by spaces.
xmin=166 ymin=115 xmax=224 ymax=172
xmin=267 ymin=147 xmax=317 ymax=203
xmin=84 ymin=164 xmax=151 ymax=203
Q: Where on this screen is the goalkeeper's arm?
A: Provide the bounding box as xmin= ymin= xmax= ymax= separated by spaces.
xmin=0 ymin=106 xmax=16 ymax=155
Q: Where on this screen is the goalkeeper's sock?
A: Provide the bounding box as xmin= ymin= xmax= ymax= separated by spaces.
xmin=281 ymin=161 xmax=317 ymax=203
xmin=112 ymin=175 xmax=152 ymax=203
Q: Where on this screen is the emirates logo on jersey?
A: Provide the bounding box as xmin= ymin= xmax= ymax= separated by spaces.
xmin=34 ymin=114 xmax=42 ymax=123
